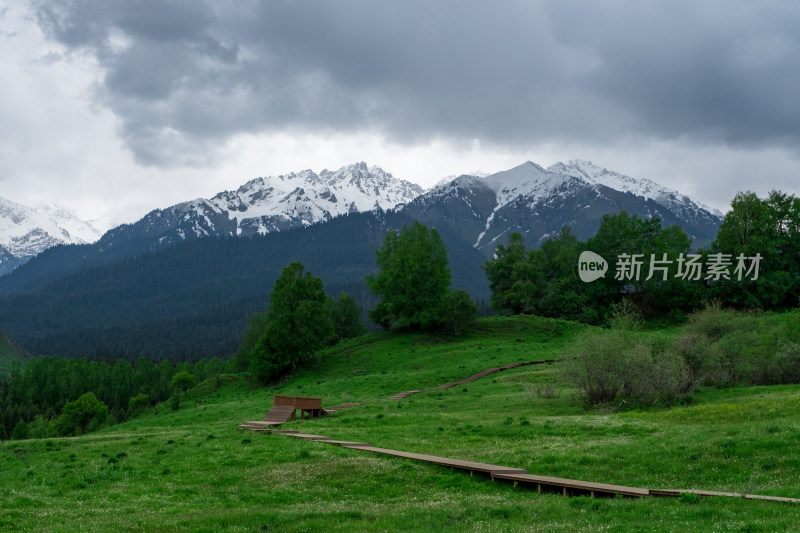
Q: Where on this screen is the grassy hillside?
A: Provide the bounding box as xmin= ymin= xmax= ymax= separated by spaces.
xmin=0 ymin=330 xmax=27 ymax=374
xmin=2 ymin=315 xmax=800 ymax=531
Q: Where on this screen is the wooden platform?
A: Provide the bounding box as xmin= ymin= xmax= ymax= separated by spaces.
xmin=493 ymin=472 xmax=650 ymax=498
xmin=238 ymin=405 xmax=297 ymax=431
xmin=265 ymin=430 xmax=800 ymax=503
xmin=239 ymin=398 xmax=364 ymax=431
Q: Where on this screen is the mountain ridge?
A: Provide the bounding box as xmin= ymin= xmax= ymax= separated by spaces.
xmin=0 ymin=159 xmax=726 ymax=359
xmin=0 ymin=196 xmax=102 ymax=276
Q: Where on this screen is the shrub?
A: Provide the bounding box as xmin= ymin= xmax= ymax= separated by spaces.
xmin=524 ymin=382 xmax=559 ymax=400
xmin=673 ymin=306 xmax=800 ymax=387
xmin=128 ymin=393 xmax=150 ymax=419
xmin=562 ymin=329 xmax=628 ymax=405
xmin=686 ymin=304 xmax=743 ymax=341
xmin=775 ymin=342 xmax=800 ymax=383
xmin=563 ymin=328 xmax=694 ymax=407
xmin=438 ymin=289 xmax=478 ymax=337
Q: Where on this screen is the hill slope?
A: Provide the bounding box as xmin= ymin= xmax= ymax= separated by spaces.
xmin=1 ymin=315 xmax=799 ymax=531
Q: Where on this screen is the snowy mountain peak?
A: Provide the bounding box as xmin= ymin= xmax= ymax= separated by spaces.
xmin=0 ymin=196 xmax=102 ymax=275
xmin=481 ymin=160 xmax=581 ymax=206
xmin=98 ymin=162 xmax=426 ymax=248
xmin=549 ymin=160 xmax=665 ymax=200
xmin=549 ymin=160 xmax=724 ymax=217
xmin=219 ymin=162 xmax=423 ymax=227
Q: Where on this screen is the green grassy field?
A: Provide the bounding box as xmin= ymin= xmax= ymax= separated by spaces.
xmin=2 ymin=315 xmax=800 ymax=532
xmin=0 ymin=331 xmax=27 ymax=374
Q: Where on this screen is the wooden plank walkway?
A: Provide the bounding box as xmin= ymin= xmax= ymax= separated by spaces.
xmin=493 ymin=472 xmax=649 ymax=498
xmin=354 ymin=446 xmax=527 ymax=476
xmin=239 ymin=358 xmax=800 ymax=504
xmin=266 ymin=430 xmax=800 ymax=504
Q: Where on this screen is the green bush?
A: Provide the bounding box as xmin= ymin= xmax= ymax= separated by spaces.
xmin=438 ymin=289 xmax=478 ymax=337
xmin=563 ymin=329 xmax=627 ymax=404
xmin=685 ymin=304 xmax=743 ymax=341
xmin=128 ymin=393 xmax=150 ymax=419
xmin=672 ymin=306 xmax=800 ymax=387
xmin=563 ymin=328 xmax=694 ymax=407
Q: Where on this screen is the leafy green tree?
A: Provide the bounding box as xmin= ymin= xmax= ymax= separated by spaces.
xmin=249 ymin=262 xmax=333 ymax=382
xmin=329 ymin=292 xmax=367 ymax=340
xmin=713 ymin=190 xmax=800 ymax=308
xmin=438 ymin=289 xmax=477 ymax=337
xmin=534 ymin=227 xmax=594 ymax=321
xmin=585 ymin=212 xmax=692 ymax=315
xmin=366 ymin=222 xmax=451 ymax=329
xmin=57 ymin=392 xmax=108 ymax=435
xmin=483 ymin=232 xmax=543 ymax=315
xmin=170 ymin=371 xmax=195 ymax=397
xmin=128 ymin=393 xmax=149 ymax=418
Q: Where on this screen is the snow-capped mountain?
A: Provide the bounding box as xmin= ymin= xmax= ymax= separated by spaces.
xmin=404 ymin=160 xmax=723 ymax=252
xmin=95 ymin=162 xmax=424 ymax=250
xmin=212 ymin=161 xmax=423 ymax=235
xmin=0 ymin=197 xmax=101 ymax=276
xmin=549 ymin=160 xmax=725 ymax=218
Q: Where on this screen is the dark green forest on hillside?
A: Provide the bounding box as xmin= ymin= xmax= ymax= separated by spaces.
xmin=0 ymin=355 xmax=230 ymax=441
xmin=0 ymin=210 xmax=490 ymax=360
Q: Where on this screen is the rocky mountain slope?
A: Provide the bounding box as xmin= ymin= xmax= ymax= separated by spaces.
xmin=403 ymin=160 xmax=723 ymax=254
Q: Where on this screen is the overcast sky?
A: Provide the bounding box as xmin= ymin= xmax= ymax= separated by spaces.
xmin=1 ymin=1 xmax=799 ymax=223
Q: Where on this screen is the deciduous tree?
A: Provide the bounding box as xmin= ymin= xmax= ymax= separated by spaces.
xmin=366 ymin=222 xmax=451 ymax=329
xmin=249 ymin=262 xmax=333 ymax=381
xmin=57 ymin=391 xmax=108 ymax=435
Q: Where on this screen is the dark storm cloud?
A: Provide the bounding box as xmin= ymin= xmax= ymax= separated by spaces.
xmin=32 ymin=0 xmax=800 ymax=166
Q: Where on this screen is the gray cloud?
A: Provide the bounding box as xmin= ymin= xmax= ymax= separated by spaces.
xmin=31 ymin=0 xmax=800 ymax=167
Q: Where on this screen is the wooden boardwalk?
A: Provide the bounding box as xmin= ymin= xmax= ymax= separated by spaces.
xmin=240 ymin=359 xmax=800 ymax=503
xmin=270 ymin=431 xmax=800 ymax=503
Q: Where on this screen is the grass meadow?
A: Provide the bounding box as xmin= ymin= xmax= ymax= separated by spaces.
xmin=2 ymin=315 xmax=800 ymax=532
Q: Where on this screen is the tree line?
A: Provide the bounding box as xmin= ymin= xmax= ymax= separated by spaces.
xmin=484 ymin=190 xmax=800 ymax=322
xmin=0 ymin=356 xmax=228 ymax=441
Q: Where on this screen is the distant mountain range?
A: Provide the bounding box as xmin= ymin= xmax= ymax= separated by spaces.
xmin=0 ymin=159 xmax=722 ymax=280
xmin=0 ymin=160 xmax=725 ymax=359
